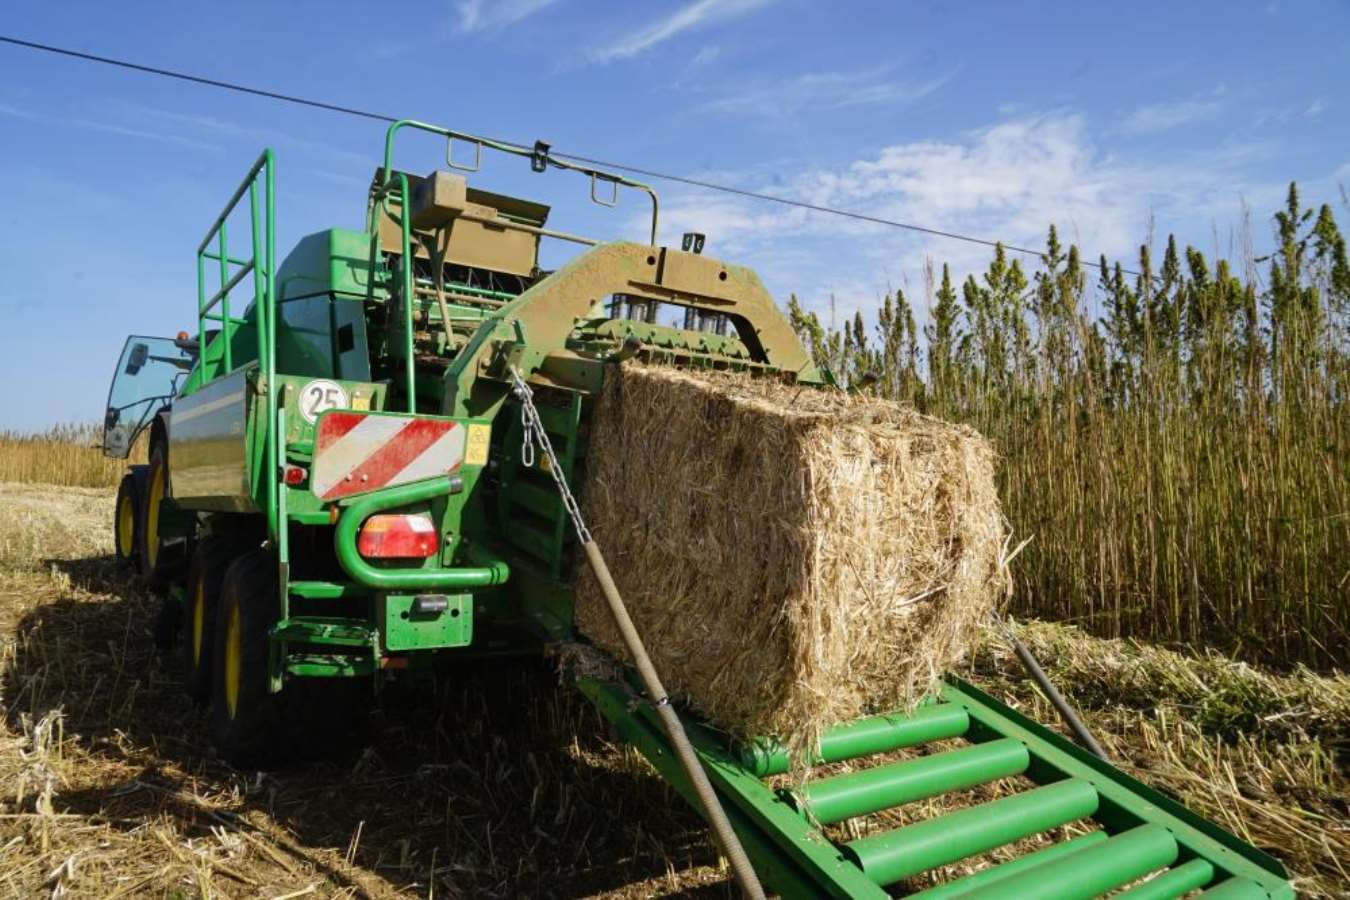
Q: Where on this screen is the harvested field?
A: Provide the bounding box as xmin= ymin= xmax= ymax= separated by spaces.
xmin=576 ymin=365 xmax=1007 ymax=765
xmin=0 ymin=480 xmax=1345 ymax=898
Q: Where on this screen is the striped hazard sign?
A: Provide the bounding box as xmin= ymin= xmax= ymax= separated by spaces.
xmin=310 ymin=411 xmax=467 ymax=501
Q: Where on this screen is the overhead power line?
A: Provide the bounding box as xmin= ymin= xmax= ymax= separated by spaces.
xmin=1 ymin=33 xmax=1131 ymax=274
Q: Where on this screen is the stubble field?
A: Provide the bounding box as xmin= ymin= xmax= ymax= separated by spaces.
xmin=0 ymin=479 xmax=1344 ymax=898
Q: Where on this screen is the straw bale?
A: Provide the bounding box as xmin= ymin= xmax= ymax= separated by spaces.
xmin=574 ymin=364 xmax=1008 ymax=764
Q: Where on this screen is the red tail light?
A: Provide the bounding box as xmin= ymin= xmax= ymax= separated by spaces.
xmin=357 ymin=513 xmax=438 ymax=559
xmin=283 ymin=464 xmax=308 ymax=486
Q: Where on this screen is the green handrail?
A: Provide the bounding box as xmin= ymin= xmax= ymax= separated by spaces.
xmin=333 ymin=476 xmax=510 ymax=590
xmin=369 ymin=172 xmax=417 ymax=412
xmin=195 ymin=148 xmax=276 ymax=539
xmin=377 ymin=118 xmax=660 ymax=245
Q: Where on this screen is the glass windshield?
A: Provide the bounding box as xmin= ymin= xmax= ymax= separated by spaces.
xmin=103 ymin=335 xmax=191 ymax=458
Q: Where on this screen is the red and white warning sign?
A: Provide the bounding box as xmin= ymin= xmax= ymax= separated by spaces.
xmin=310 ymin=412 xmax=467 ymax=501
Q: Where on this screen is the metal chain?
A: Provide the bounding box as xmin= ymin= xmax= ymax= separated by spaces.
xmin=518 ymin=396 xmax=535 ymax=469
xmin=508 ymin=367 xmax=592 ymax=544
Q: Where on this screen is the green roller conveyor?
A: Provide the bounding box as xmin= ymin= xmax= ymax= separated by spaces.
xmin=956 ymin=823 xmax=1178 ymax=900
xmin=739 ymin=702 xmax=971 ymax=777
xmin=908 ymin=831 xmax=1109 ymax=899
xmin=844 ymin=779 xmax=1101 ymax=885
xmin=579 ymin=675 xmax=1294 ymax=899
xmin=794 ymin=737 xmax=1030 ymax=825
xmin=1115 ymin=858 xmax=1217 ymax=900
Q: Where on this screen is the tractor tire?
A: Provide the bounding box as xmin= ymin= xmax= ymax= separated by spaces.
xmin=209 ymin=549 xmax=370 ymax=768
xmin=138 ymin=443 xmax=181 ymax=586
xmin=182 ymin=537 xmax=245 ymax=703
xmin=113 ymin=472 xmax=141 ymax=569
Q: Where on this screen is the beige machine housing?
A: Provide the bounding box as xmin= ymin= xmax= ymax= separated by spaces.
xmin=374 ymin=170 xmax=550 ymax=277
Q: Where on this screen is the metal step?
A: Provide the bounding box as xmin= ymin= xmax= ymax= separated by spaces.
xmin=578 ymin=675 xmax=1294 ymax=899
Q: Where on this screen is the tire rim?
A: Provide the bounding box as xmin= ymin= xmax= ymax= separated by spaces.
xmin=146 ymin=463 xmax=164 ymax=568
xmin=224 ymin=602 xmax=242 ymax=719
xmin=117 ymin=494 xmax=134 ymax=558
xmin=191 ymin=579 xmax=205 ymax=667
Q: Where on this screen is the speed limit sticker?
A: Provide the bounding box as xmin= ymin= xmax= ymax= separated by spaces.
xmin=299 ymin=379 xmax=350 ymax=423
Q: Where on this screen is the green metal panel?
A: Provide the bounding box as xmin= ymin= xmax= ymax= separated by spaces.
xmin=380 ymin=593 xmax=472 ymax=651
xmin=275 ymin=228 xmax=376 ymax=300
xmin=843 ymin=779 xmax=1100 ymax=886
xmin=286 ymin=653 xmax=376 ymax=678
xmin=495 ymin=390 xmax=584 ymax=577
xmin=273 ymin=617 xmax=375 ymax=647
xmin=908 ymin=831 xmax=1109 ymax=900
xmin=288 ymin=580 xmax=371 ymax=600
xmin=1115 ymin=858 xmax=1217 ymax=900
xmin=169 ymin=366 xmax=254 ymax=508
xmin=794 ymin=738 xmax=1029 ymax=825
xmin=956 ymin=823 xmax=1178 ymax=900
xmin=740 ymin=703 xmax=971 ymax=776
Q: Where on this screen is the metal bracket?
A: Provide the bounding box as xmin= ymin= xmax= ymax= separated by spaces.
xmin=530 ymin=139 xmax=551 ymax=173
xmin=682 ymin=232 xmax=706 ymax=254
xmin=590 ymin=172 xmax=619 ymax=208
xmin=446 ymin=136 xmax=482 ymax=172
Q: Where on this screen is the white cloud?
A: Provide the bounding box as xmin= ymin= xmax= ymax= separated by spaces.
xmin=702 ymin=65 xmax=958 ymax=119
xmin=1119 ymin=87 xmax=1227 ymax=135
xmin=455 ymin=0 xmax=559 ymax=32
xmin=641 ymin=112 xmax=1276 ymax=324
xmin=587 ymin=0 xmax=774 ymax=64
xmin=1304 ymin=98 xmax=1327 ymax=118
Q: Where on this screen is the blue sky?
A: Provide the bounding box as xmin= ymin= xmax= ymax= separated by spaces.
xmin=1 ymin=0 xmax=1346 ymax=429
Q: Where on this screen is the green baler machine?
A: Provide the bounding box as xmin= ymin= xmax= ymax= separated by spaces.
xmin=100 ymin=121 xmax=1294 ymax=899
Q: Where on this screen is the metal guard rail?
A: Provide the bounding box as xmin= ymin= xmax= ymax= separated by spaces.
xmin=376 ymin=119 xmax=660 ymax=245
xmin=195 ymin=149 xmax=277 ymax=541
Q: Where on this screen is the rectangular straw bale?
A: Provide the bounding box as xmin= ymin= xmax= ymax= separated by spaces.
xmin=574 ymin=364 xmax=1008 ymax=762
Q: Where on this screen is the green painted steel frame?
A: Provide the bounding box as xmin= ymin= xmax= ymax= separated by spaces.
xmin=578 ymin=675 xmax=1293 ymax=899
xmin=367 ymin=170 xmax=418 ymax=413
xmin=940 ymin=678 xmax=1292 ymax=894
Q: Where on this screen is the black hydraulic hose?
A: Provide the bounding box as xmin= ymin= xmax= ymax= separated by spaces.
xmin=1001 ymin=620 xmax=1111 ymax=761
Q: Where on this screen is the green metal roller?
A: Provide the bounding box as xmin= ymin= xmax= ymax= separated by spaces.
xmin=908 ymin=831 xmax=1109 ymax=900
xmin=843 ymin=778 xmax=1100 ymax=885
xmin=1115 ymin=858 xmax=1217 ymax=899
xmin=955 ymin=823 xmax=1178 ymax=900
xmin=793 ymin=738 xmax=1029 ymax=825
xmin=739 ymin=703 xmax=971 ymax=777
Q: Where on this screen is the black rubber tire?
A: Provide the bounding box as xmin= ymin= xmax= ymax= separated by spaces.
xmin=138 ymin=443 xmax=178 ymax=586
xmin=113 ymin=473 xmax=141 ymax=569
xmin=182 ymin=537 xmax=245 ymax=703
xmin=209 ymin=549 xmax=371 ymax=768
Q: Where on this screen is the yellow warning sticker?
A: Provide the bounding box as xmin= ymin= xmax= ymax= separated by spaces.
xmin=351 ymin=393 xmax=370 ymax=411
xmin=465 ymin=423 xmax=491 ymax=466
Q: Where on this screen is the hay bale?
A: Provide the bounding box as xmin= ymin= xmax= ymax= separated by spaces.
xmin=574 ymin=364 xmax=1008 ymax=764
